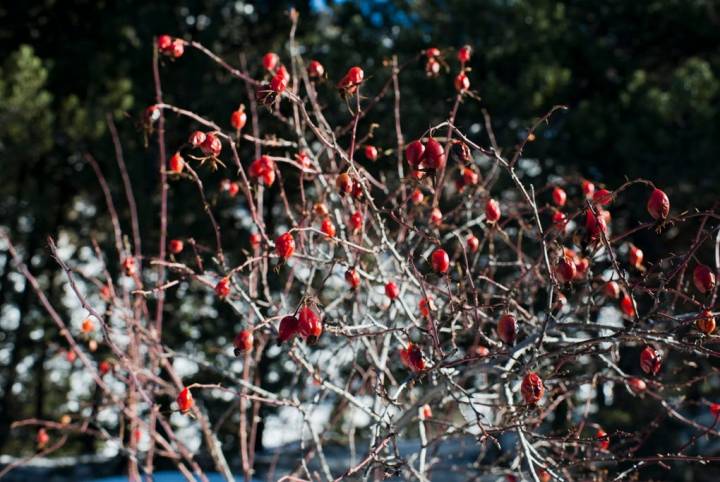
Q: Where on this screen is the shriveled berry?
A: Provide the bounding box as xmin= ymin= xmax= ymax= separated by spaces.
xmin=275 ymin=232 xmax=295 ymax=260
xmin=320 ymin=217 xmax=336 ymax=238
xmin=521 ymin=372 xmax=544 ymax=404
xmin=640 ymin=346 xmax=661 ymax=376
xmin=555 ymin=256 xmax=577 ymax=284
xmin=233 ymin=330 xmax=254 ymax=355
xmin=336 ymin=172 xmax=353 ymax=195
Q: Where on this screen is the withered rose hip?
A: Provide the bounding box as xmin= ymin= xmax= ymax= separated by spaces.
xmin=278 ymin=315 xmax=299 ymax=344
xmin=298 ymin=306 xmax=322 ymax=340
xmin=233 ymin=330 xmax=254 ymax=355
xmin=521 ymin=372 xmax=544 ymax=404
xmin=640 ymin=346 xmax=662 ymax=376
xmin=275 ymin=232 xmax=295 ymax=260
xmin=555 ymin=255 xmax=577 ymax=284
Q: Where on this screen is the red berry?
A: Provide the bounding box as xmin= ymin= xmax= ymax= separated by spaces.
xmin=696 ymin=310 xmax=716 ymax=335
xmin=349 ymin=211 xmax=363 ymax=233
xmin=521 ymin=372 xmax=544 ymax=404
xmin=270 ymin=70 xmax=288 ymax=93
xmin=230 ymin=106 xmax=247 ymax=131
xmin=430 ymin=208 xmax=443 ymax=226
xmin=308 ymin=59 xmax=324 ymax=78
xmin=555 ymin=255 xmax=577 ymax=284
xmin=604 ymin=281 xmax=620 ymax=299
xmin=228 ymin=182 xmax=240 ymax=197
xmin=410 ymin=188 xmax=424 ymax=205
xmin=250 ymin=232 xmax=261 ymax=248
xmin=552 ymin=210 xmax=567 ymax=231
xmin=693 ymin=264 xmax=716 ymax=294
xmin=573 ymin=256 xmax=589 ymax=280
xmin=421 ymin=404 xmax=433 ymax=420
xmin=249 ymin=155 xmax=276 ymax=187
xmin=320 ymin=217 xmax=336 ymax=238
xmin=169 ymin=152 xmax=184 ymax=173
xmin=157 ymin=35 xmax=173 ymax=51
xmin=537 ymin=470 xmax=551 ymax=482
xmin=431 ymin=248 xmax=450 ymax=274
xmin=458 ymin=45 xmax=472 ymax=63
xmin=37 ymin=428 xmax=49 ymax=448
xmin=189 ymin=130 xmax=206 ymax=148
xmin=66 ymin=350 xmax=77 ymax=363
xmin=467 ymin=234 xmax=479 ymax=253
xmin=596 ymin=429 xmax=610 ymax=450
xmin=425 ymin=47 xmax=441 ymax=58
xmin=385 ymin=282 xmax=399 ymax=300
xmin=345 ymin=268 xmax=361 ymax=289
xmin=585 ymin=209 xmax=607 ymax=240
xmin=710 ymin=403 xmax=720 ymax=417
xmin=81 ymin=318 xmax=94 ymax=334
xmin=475 ymin=346 xmax=490 ymax=357
xmin=170 ymin=39 xmax=184 ymax=58
xmin=177 ymin=387 xmax=194 ymax=413
xmin=647 ymin=188 xmax=670 ymax=220
xmin=454 ymin=72 xmax=470 ymax=92
xmin=233 ymin=330 xmax=254 ymax=355
xmin=99 ymin=360 xmax=111 ymax=376
xmin=485 ymin=198 xmax=501 ymax=223
xmin=423 ymin=137 xmax=445 ymax=169
xmin=629 ymin=244 xmax=643 ymax=269
xmin=122 ymin=257 xmax=136 ymax=276
xmin=425 ymin=58 xmax=441 ymax=77
xmin=338 ymin=66 xmax=364 ymax=94
xmin=298 ymin=306 xmax=322 ymax=339
xmin=581 ymin=180 xmax=595 ymax=199
xmin=263 ymin=52 xmax=279 ymax=71
xmin=336 ymin=172 xmax=353 ymax=195
xmin=620 ymin=293 xmax=635 ymax=317
xmin=552 ymin=186 xmax=567 ymax=207
xmin=100 ymin=284 xmax=111 ymax=301
xmin=364 ymin=145 xmax=378 ymax=161
xmin=200 ymin=132 xmax=222 ymax=157
xmin=169 ymin=239 xmax=184 ymax=254
xmin=462 ymin=167 xmax=479 ymax=186
xmin=497 ymin=314 xmax=517 ymax=345
xmin=400 ymin=343 xmax=425 ymax=372
xmin=640 ymin=346 xmax=662 ymax=376
xmin=278 ymin=315 xmax=299 ymax=343
xmin=419 ymin=297 xmax=433 ymax=318
xmin=405 ymin=140 xmax=425 ymax=167
xmin=275 ymin=232 xmax=295 ymax=260
xmin=215 ymin=277 xmax=231 ymax=298
xmin=628 ymin=377 xmax=646 ymax=394
xmin=314 ymin=202 xmax=329 ymax=216
xmin=593 ymin=188 xmax=613 ymax=206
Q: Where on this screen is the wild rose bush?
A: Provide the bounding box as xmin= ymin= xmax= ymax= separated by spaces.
xmin=3 ymin=11 xmax=720 ymax=482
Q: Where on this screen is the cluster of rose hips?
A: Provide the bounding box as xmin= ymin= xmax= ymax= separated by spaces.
xmin=157 ymin=35 xmax=184 ymax=58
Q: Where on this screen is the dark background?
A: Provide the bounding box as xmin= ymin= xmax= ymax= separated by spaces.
xmin=1 ymin=0 xmax=719 ymax=478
